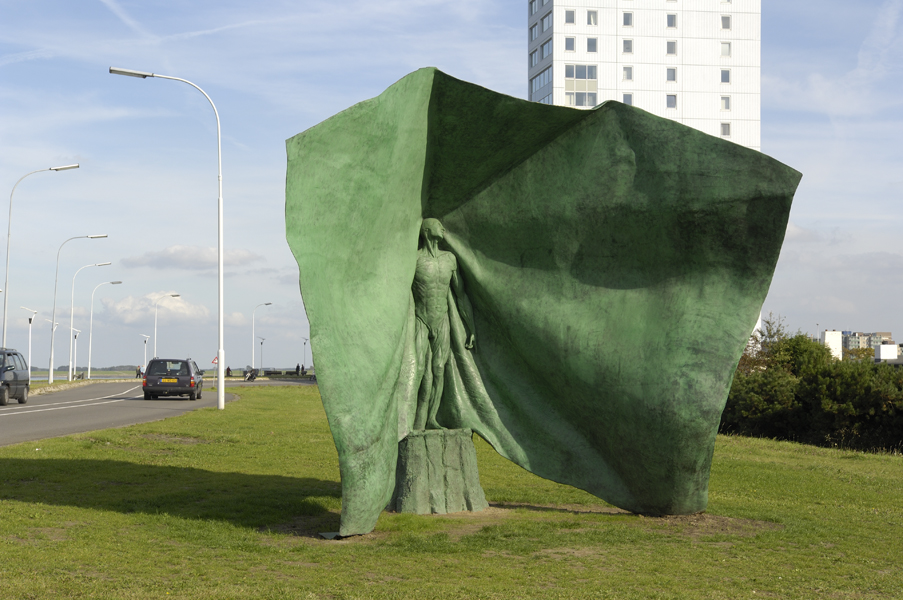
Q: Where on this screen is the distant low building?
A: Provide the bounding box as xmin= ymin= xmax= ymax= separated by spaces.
xmin=843 ymin=332 xmax=870 ymax=350
xmin=821 ymin=330 xmax=843 ymax=361
xmin=876 ymin=344 xmax=899 ymax=360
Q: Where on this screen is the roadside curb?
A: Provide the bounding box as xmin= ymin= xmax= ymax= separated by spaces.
xmin=31 ymin=379 xmax=135 ymax=397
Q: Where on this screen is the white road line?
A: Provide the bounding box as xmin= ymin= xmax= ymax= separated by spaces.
xmin=0 ymin=398 xmax=130 ymax=416
xmin=0 ymin=385 xmax=142 ymax=416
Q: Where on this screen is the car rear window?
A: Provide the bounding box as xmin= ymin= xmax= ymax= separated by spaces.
xmin=147 ymin=361 xmax=189 ymax=376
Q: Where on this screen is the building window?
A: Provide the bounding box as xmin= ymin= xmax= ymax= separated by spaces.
xmin=623 ymin=93 xmax=633 ymax=106
xmin=565 ymin=64 xmax=597 ymax=80
xmin=541 ymin=38 xmax=553 ymax=59
xmin=667 ymin=68 xmax=677 ymax=82
xmin=721 ymin=69 xmax=731 ymax=83
xmin=542 ymin=0 xmax=550 ymax=5
xmin=623 ymin=12 xmax=633 ymax=26
xmin=667 ymin=94 xmax=677 ymax=109
xmin=721 ymin=42 xmax=731 ymax=57
xmin=722 ymin=15 xmax=732 ymax=29
xmin=565 ymin=64 xmax=597 ymax=108
xmin=541 ymin=12 xmax=553 ymax=32
xmin=667 ymin=41 xmax=677 ymax=55
xmin=530 ymin=50 xmax=539 ymax=67
xmin=565 ymin=10 xmax=575 ymax=24
xmin=530 ymin=24 xmax=539 ymax=41
xmin=667 ymin=14 xmax=677 ymax=28
xmin=721 ymin=96 xmax=731 ymax=110
xmin=623 ymin=66 xmax=633 ymax=81
xmin=565 ymin=37 xmax=575 ymax=51
xmin=529 ymin=0 xmax=538 ymax=16
xmin=565 ymin=92 xmax=597 ymax=107
xmin=623 ymin=39 xmax=633 ymax=53
xmin=536 ymin=93 xmax=553 ymax=105
xmin=587 ymin=10 xmax=598 ymax=25
xmin=587 ymin=38 xmax=597 ymax=52
xmin=531 ymin=66 xmax=552 ymax=95
xmin=721 ymin=123 xmax=731 ymax=137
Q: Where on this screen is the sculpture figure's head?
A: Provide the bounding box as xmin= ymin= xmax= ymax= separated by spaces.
xmin=420 ymin=218 xmax=446 ymax=246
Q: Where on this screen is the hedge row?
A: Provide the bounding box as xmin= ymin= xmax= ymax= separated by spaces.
xmin=720 ymin=327 xmax=903 ymax=451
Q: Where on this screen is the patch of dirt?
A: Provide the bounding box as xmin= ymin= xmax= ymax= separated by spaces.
xmin=639 ymin=513 xmax=784 ymax=539
xmin=262 ymin=511 xmax=343 ymax=540
xmin=489 ymin=501 xmax=631 ymax=515
xmin=6 ymin=527 xmax=69 ymax=545
xmin=140 ymin=434 xmax=207 ymax=445
xmin=534 ymin=547 xmax=604 ymax=559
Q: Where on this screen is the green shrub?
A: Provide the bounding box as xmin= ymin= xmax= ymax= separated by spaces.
xmin=721 ymin=315 xmax=903 ymax=451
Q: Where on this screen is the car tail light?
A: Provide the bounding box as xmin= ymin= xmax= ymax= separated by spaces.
xmin=190 ymin=376 xmax=195 ymax=388
xmin=142 ymin=377 xmax=146 ymax=386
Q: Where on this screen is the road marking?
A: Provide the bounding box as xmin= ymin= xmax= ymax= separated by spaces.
xmin=0 ymin=398 xmax=134 ymax=416
xmin=0 ymin=385 xmax=142 ymax=417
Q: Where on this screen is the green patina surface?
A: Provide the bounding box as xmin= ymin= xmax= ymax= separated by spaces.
xmin=285 ymin=68 xmax=801 ymax=536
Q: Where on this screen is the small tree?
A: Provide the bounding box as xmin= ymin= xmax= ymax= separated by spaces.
xmin=843 ymin=347 xmax=875 ymax=362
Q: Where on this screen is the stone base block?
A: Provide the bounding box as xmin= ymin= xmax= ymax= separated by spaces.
xmin=389 ymin=428 xmax=489 ymax=515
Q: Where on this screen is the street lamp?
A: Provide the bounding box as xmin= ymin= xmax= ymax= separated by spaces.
xmin=258 ymin=337 xmax=265 ymax=372
xmin=301 ymin=336 xmax=308 ymax=369
xmin=110 ymin=67 xmax=226 ymax=410
xmin=154 ymin=294 xmax=180 ymax=358
xmin=49 ymin=234 xmax=107 ymax=384
xmin=20 ymin=307 xmax=37 ymax=375
xmin=69 ymin=262 xmax=111 ymax=381
xmin=3 ymin=163 xmax=79 ymax=347
xmin=72 ymin=329 xmax=81 ymax=378
xmin=140 ymin=334 xmax=150 ymax=374
xmin=88 ymin=280 xmax=122 ymax=379
xmin=251 ymin=302 xmax=271 ymax=369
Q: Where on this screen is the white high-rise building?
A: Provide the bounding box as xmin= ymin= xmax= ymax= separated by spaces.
xmin=527 ymin=0 xmax=761 ymax=150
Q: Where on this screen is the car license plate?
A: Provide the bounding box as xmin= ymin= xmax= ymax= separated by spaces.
xmin=161 ymin=378 xmax=178 ymax=383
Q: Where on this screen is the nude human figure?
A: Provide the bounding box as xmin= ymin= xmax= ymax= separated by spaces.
xmin=411 ymin=218 xmax=475 ymax=430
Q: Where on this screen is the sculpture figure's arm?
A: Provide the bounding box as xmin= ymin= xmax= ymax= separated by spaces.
xmin=451 ymin=261 xmax=476 ymax=349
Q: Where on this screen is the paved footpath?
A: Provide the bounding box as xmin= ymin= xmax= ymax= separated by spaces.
xmin=0 ymin=379 xmax=310 ymax=447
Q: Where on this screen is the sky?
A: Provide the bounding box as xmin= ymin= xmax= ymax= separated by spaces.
xmin=0 ymin=0 xmax=901 ymax=371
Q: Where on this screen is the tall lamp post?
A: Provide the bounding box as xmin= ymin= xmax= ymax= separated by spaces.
xmin=88 ymin=280 xmax=122 ymax=379
xmin=20 ymin=307 xmax=37 ymax=374
xmin=301 ymin=336 xmax=308 ymax=368
xmin=110 ymin=66 xmax=226 ymax=411
xmin=154 ymin=294 xmax=180 ymax=358
xmin=140 ymin=334 xmax=150 ymax=374
xmin=49 ymin=234 xmax=107 ymax=384
xmin=72 ymin=329 xmax=81 ymax=378
xmin=3 ymin=163 xmax=79 ymax=347
xmin=258 ymin=337 xmax=265 ymax=372
xmin=251 ymin=302 xmax=271 ymax=369
xmin=69 ymin=262 xmax=111 ymax=381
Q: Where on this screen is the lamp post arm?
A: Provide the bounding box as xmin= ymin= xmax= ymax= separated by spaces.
xmin=110 ymin=67 xmax=224 ymax=409
xmin=3 ymin=169 xmax=49 ymax=348
xmin=49 ymin=236 xmax=86 ymax=383
xmin=153 ymin=74 xmax=225 ymax=411
xmin=88 ymin=281 xmax=112 ymax=380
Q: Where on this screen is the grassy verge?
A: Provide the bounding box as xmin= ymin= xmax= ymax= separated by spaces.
xmin=30 ymin=378 xmax=134 ymax=395
xmin=0 ymin=386 xmax=900 ymax=599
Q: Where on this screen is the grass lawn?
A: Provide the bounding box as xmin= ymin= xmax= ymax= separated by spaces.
xmin=0 ymin=385 xmax=900 ymax=599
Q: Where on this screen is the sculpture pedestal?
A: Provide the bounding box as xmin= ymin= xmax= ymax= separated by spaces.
xmin=390 ymin=428 xmax=489 ymax=515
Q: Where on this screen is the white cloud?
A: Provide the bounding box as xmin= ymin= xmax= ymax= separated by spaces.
xmin=764 ymin=0 xmax=903 ymax=118
xmin=122 ymin=245 xmax=265 ymax=270
xmin=102 ymin=292 xmax=209 ymax=325
xmin=225 ymin=311 xmax=246 ymax=327
xmin=783 ymin=221 xmax=822 ymax=244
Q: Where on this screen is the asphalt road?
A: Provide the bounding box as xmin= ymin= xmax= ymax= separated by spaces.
xmin=0 ymin=379 xmax=315 ymax=447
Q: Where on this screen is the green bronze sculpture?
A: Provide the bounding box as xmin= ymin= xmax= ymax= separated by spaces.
xmin=285 ymin=68 xmax=802 ymax=537
xmin=412 ymin=218 xmax=476 ymax=431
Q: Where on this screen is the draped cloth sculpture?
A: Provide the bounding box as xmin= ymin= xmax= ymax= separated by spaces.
xmin=285 ymin=68 xmax=802 ymax=536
